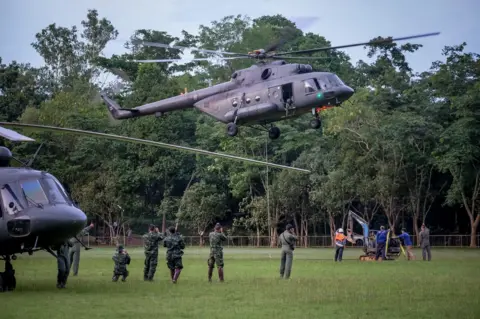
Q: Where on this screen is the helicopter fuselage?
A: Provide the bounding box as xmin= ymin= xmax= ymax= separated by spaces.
xmin=101 ymin=61 xmax=354 ymax=138
xmin=0 ymin=168 xmax=87 ymax=256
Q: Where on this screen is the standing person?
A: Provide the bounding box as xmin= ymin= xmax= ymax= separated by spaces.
xmin=126 ymin=228 xmax=132 ymax=246
xmin=55 ymin=240 xmax=73 ymax=289
xmin=420 ymin=224 xmax=431 ymax=261
xmin=163 ymin=226 xmax=186 ymax=283
xmin=334 ymin=228 xmax=353 ymax=262
xmin=375 ymin=226 xmax=388 ymax=261
xmin=207 ymin=223 xmax=227 ymax=282
xmin=69 ymin=222 xmax=94 ymax=276
xmin=112 ymin=245 xmax=131 ymax=282
xmin=142 ymin=225 xmax=165 ymax=281
xmin=396 ymin=228 xmax=415 ymax=260
xmin=279 ymin=224 xmax=297 ymax=279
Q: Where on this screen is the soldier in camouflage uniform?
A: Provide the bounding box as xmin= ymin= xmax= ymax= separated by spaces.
xmin=54 ymin=240 xmax=73 ymax=288
xmin=163 ymin=226 xmax=186 ymax=283
xmin=112 ymin=245 xmax=131 ymax=282
xmin=142 ymin=224 xmax=165 ymax=281
xmin=69 ymin=222 xmax=94 ymax=276
xmin=279 ymin=224 xmax=297 ymax=279
xmin=207 ymin=223 xmax=227 ymax=282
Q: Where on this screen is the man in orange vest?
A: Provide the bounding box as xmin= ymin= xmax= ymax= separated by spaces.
xmin=334 ymin=228 xmax=353 ymax=262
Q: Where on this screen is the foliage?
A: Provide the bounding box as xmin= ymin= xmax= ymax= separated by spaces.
xmin=2 ymin=10 xmax=479 ymax=247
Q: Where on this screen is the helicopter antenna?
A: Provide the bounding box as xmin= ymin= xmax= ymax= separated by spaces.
xmin=26 ymin=142 xmax=44 ymax=167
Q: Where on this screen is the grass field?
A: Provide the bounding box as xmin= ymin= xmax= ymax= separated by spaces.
xmin=2 ymin=247 xmax=480 ymax=319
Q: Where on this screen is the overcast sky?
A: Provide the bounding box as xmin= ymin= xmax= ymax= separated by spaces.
xmin=1 ymin=0 xmax=479 ymax=73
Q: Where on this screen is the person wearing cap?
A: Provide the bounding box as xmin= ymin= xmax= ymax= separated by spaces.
xmin=112 ymin=245 xmax=131 ymax=282
xmin=419 ymin=224 xmax=431 ymax=261
xmin=163 ymin=226 xmax=185 ymax=283
xmin=142 ymin=224 xmax=165 ymax=281
xmin=375 ymin=226 xmax=388 ymax=261
xmin=334 ymin=228 xmax=353 ymax=262
xmin=279 ymin=223 xmax=297 ymax=279
xmin=207 ymin=223 xmax=227 ymax=282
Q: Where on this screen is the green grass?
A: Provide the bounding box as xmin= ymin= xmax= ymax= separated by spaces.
xmin=2 ymin=247 xmax=480 ymax=319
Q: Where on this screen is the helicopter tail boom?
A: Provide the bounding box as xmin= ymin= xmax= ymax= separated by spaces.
xmin=101 ymin=94 xmax=139 ymax=120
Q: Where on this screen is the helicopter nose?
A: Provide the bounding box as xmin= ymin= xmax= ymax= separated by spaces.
xmin=30 ymin=205 xmax=87 ymax=242
xmin=340 ymin=85 xmax=355 ymax=100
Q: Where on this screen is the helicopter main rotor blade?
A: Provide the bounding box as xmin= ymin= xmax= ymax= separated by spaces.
xmin=274 ymin=32 xmax=440 ymax=56
xmin=129 ymin=56 xmax=247 ymax=63
xmin=134 ymin=40 xmax=249 ymax=57
xmin=271 ymin=56 xmax=329 ymax=60
xmin=0 ymin=122 xmax=311 ymax=174
xmin=0 ymin=125 xmax=35 ymax=142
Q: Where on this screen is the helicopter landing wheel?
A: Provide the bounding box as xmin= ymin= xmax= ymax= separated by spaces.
xmin=268 ymin=126 xmax=280 ymax=140
xmin=226 ymin=122 xmax=238 ymax=137
xmin=310 ymin=118 xmax=321 ymax=129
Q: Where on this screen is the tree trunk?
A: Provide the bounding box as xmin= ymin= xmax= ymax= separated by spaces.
xmin=413 ymin=213 xmax=420 ymax=247
xmin=469 ymin=215 xmax=480 ymax=248
xmin=328 ymin=212 xmax=336 ymax=247
xmin=256 ymin=225 xmax=260 ymax=247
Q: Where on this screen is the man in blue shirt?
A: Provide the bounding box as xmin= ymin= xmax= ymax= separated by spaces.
xmin=375 ymin=226 xmax=387 ymax=261
xmin=396 ymin=228 xmax=415 ymax=260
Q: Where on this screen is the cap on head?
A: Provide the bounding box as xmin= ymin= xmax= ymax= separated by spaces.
xmin=168 ymin=226 xmax=176 ymax=234
xmin=214 ymin=223 xmax=221 ymax=231
xmin=149 ymin=224 xmax=155 ymax=231
xmin=338 ymin=228 xmax=344 ymax=233
xmin=118 ymin=245 xmax=124 ymax=252
xmin=286 ymin=224 xmax=294 ymax=231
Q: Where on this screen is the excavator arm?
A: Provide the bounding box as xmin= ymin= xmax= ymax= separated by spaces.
xmin=348 ymin=210 xmax=370 ymax=251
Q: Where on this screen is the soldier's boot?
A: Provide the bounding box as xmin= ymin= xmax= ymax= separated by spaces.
xmin=112 ymin=275 xmax=119 ymax=282
xmin=57 ymin=272 xmax=63 ymax=288
xmin=208 ymin=267 xmax=213 ymax=282
xmin=121 ymin=275 xmax=127 ymax=282
xmin=218 ymin=267 xmax=224 ymax=282
xmin=61 ymin=273 xmax=68 ymax=288
xmin=173 ymin=269 xmax=181 ymax=283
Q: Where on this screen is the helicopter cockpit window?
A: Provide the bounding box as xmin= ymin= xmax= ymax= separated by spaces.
xmin=1 ymin=184 xmax=24 ymax=216
xmin=326 ymin=74 xmax=345 ymax=87
xmin=42 ymin=177 xmax=68 ymax=204
xmin=303 ymin=79 xmax=317 ymax=94
xmin=20 ymin=179 xmax=49 ymax=207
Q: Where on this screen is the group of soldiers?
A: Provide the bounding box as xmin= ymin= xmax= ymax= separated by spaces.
xmin=112 ymin=222 xmax=227 ymax=283
xmin=51 ymin=220 xmax=433 ymax=287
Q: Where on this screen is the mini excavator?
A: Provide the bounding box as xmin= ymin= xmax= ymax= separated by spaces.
xmin=347 ymin=210 xmax=402 ymax=261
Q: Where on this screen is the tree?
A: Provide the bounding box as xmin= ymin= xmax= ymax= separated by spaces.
xmin=177 ymin=182 xmax=227 ymax=246
xmin=431 ymin=44 xmax=480 ymax=247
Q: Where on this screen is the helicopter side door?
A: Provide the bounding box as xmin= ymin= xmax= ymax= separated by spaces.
xmin=268 ymin=84 xmax=294 ymax=111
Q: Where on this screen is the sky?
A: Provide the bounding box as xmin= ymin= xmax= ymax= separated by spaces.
xmin=1 ymin=0 xmax=479 ymax=74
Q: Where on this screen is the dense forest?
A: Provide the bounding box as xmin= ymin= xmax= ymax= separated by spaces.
xmin=1 ymin=10 xmax=479 ymax=247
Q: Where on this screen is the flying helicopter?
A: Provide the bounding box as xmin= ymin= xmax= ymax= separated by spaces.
xmin=100 ymin=31 xmax=440 ymax=140
xmin=0 ymin=122 xmax=309 ymax=291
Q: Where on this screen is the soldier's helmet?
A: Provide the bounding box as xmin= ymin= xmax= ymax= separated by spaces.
xmin=118 ymin=245 xmax=124 ymax=252
xmin=168 ymin=226 xmax=176 ymax=233
xmin=286 ymin=224 xmax=294 ymax=230
xmin=214 ymin=223 xmax=221 ymax=230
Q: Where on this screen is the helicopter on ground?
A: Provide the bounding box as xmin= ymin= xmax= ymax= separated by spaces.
xmin=0 ymin=126 xmax=88 ymax=291
xmin=100 ymin=32 xmax=440 ymax=140
xmin=0 ymin=122 xmax=309 ymax=292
